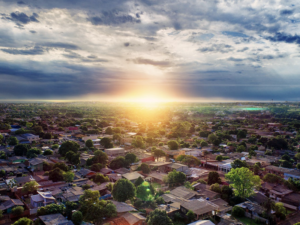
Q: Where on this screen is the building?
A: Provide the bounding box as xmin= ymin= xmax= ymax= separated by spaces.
xmin=30 ymin=191 xmax=56 ymax=208
xmin=284 ymin=170 xmax=300 ymax=181
xmin=0 ymin=198 xmax=24 ymax=214
xmin=28 ymin=158 xmax=45 ymax=172
xmin=19 ymin=133 xmax=39 ymax=143
xmin=180 ymin=198 xmax=218 ymax=220
xmin=122 ymin=172 xmax=144 ymax=183
xmin=265 ymin=165 xmax=292 ymax=177
xmin=109 ymin=212 xmax=146 ymax=225
xmin=39 ymin=213 xmax=74 ymax=225
xmin=167 ymin=163 xmax=189 ymax=173
xmin=105 ymin=148 xmax=125 ymax=156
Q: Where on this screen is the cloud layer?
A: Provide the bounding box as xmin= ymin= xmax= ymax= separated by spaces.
xmin=0 ymin=0 xmax=299 ymax=101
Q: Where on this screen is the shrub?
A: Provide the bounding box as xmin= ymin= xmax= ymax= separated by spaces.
xmin=232 ymin=206 xmax=245 ymax=217
xmin=12 ymin=206 xmax=24 ymax=216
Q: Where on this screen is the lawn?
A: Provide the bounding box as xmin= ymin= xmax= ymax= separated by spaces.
xmin=151 ymin=182 xmax=161 ymax=189
xmin=236 ymin=216 xmax=261 ymax=225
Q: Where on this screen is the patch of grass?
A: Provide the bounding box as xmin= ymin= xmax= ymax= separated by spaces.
xmin=151 ymin=182 xmax=161 ymax=189
xmin=236 ymin=217 xmax=261 ymax=225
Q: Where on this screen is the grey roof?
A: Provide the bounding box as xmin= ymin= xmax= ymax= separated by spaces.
xmin=29 ymin=158 xmax=45 ymax=166
xmin=0 ymin=198 xmax=24 ymax=210
xmin=170 ymin=186 xmax=199 ymax=199
xmin=122 ymin=172 xmax=144 ymax=181
xmin=167 ymin=163 xmax=188 ymax=169
xmin=39 ymin=213 xmax=74 ymax=225
xmin=111 ymin=200 xmax=137 ymax=213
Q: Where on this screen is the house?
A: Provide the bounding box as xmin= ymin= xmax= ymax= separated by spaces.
xmin=284 ymin=170 xmax=300 ymax=181
xmin=147 ymin=172 xmax=167 ymax=184
xmin=100 ymin=167 xmax=114 ymax=175
xmin=79 ymin=153 xmax=93 ymax=166
xmin=114 ymin=167 xmax=130 ymax=174
xmin=261 ymin=182 xmax=293 ymax=201
xmin=122 ymin=172 xmax=144 ymax=183
xmin=149 ymin=162 xmax=172 ymax=173
xmin=111 ymin=200 xmax=137 ymax=214
xmin=185 ymin=168 xmax=210 ymax=181
xmin=105 ymin=148 xmax=125 ymax=156
xmin=75 ymin=168 xmax=96 ymax=178
xmin=265 ymin=165 xmax=292 ymax=177
xmin=8 ymin=156 xmax=27 ymax=164
xmin=180 ymin=198 xmax=218 ymax=220
xmin=39 ymin=213 xmax=74 ymax=225
xmin=60 ymin=186 xmax=84 ymax=202
xmin=28 ymin=158 xmax=45 ymax=172
xmin=19 ymin=133 xmax=39 ymax=143
xmin=0 ymin=198 xmax=24 ymax=214
xmin=158 ymin=202 xmax=181 ymax=216
xmin=188 ymin=220 xmax=215 ymax=225
xmin=15 ymin=175 xmax=35 ymax=186
xmin=109 ymin=212 xmax=146 ymax=225
xmin=247 ymin=192 xmax=268 ymax=205
xmin=167 ymin=163 xmax=189 ymax=173
xmin=235 ymin=201 xmax=268 ymax=224
xmin=170 ymin=186 xmax=201 ymax=200
xmin=30 ymin=191 xmax=56 ymax=208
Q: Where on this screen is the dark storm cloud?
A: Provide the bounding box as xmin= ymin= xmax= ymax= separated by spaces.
xmin=43 ymin=42 xmax=80 ymax=50
xmin=266 ymin=32 xmax=300 ymax=44
xmin=29 ymin=30 xmax=36 ymax=33
xmin=17 ymin=1 xmax=26 ymax=5
xmin=1 ymin=46 xmax=44 ymax=55
xmin=124 ymin=42 xmax=130 ymax=47
xmin=89 ymin=11 xmax=141 ymax=26
xmin=10 ymin=12 xmax=39 ymax=24
xmin=198 ymin=44 xmax=233 ymax=53
xmin=280 ymin=9 xmax=294 ymax=16
xmin=237 ymin=47 xmax=249 ymax=52
xmin=63 ymin=51 xmax=108 ymax=63
xmin=227 ymin=57 xmax=244 ymax=62
xmin=131 ymin=58 xmax=171 ymax=68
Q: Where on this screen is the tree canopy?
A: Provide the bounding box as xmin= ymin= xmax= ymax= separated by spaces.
xmin=225 ymin=167 xmax=261 ymax=199
xmin=59 ymin=141 xmax=79 ymax=156
xmin=112 ymin=178 xmax=136 ymax=202
xmin=146 ymin=209 xmax=173 ymax=225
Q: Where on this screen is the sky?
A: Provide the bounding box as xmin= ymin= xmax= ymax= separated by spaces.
xmin=0 ymin=0 xmax=300 ymax=102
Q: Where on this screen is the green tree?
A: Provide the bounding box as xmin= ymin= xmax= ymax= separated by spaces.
xmin=12 ymin=206 xmax=24 ymax=216
xmin=72 ymin=211 xmax=83 ymax=225
xmin=146 ymin=209 xmax=173 ymax=225
xmin=93 ymin=150 xmax=108 ymax=165
xmin=51 ymin=144 xmax=59 ymax=149
xmin=37 ymin=203 xmax=64 ymax=216
xmin=63 ymin=171 xmax=75 ymax=182
xmin=137 ymin=184 xmax=150 ymax=201
xmin=14 ymin=144 xmax=30 ymax=156
xmin=26 ymin=148 xmax=42 ymax=159
xmin=184 ymin=181 xmax=194 ymax=190
xmin=210 ymin=183 xmax=221 ymax=193
xmin=59 ymin=141 xmax=79 ymax=156
xmin=140 ymin=163 xmax=150 ymax=174
xmin=207 ymin=171 xmax=221 ymax=185
xmin=166 ymin=170 xmax=186 ymax=187
xmin=132 ymin=136 xmax=145 ymax=148
xmin=93 ymin=173 xmax=109 ymax=183
xmin=22 ymin=181 xmax=39 ymax=193
xmin=135 ymin=176 xmax=144 ymax=187
xmin=231 ymin=206 xmax=245 ymax=217
xmin=13 ymin=218 xmax=32 ymax=225
xmin=8 ymin=136 xmax=19 ymax=146
xmin=125 ymin=153 xmax=137 ymax=164
xmin=225 ymin=167 xmax=261 ymax=199
xmin=65 ymin=202 xmax=78 ymax=219
xmin=49 ymin=168 xmax=64 ymax=182
xmin=90 ymin=163 xmax=103 ymax=172
xmin=53 ymin=162 xmax=69 ymax=171
xmin=167 ymin=140 xmax=179 ymax=150
xmin=105 ymin=127 xmax=113 ymax=134
xmin=186 ymin=210 xmax=196 ymax=223
xmin=113 ymin=133 xmax=121 ymax=142
xmin=112 ymin=179 xmax=136 ymax=202
xmin=236 ymin=145 xmax=246 ymax=153
xmin=43 ymin=149 xmax=53 ymax=156
xmin=231 ymin=159 xmax=248 ymax=169
xmin=85 ymin=139 xmax=94 ymax=148
xmin=100 ymin=137 xmax=113 ymax=148
xmin=200 ymin=140 xmax=208 ymax=147
xmin=208 ymin=134 xmax=218 ymax=143
xmin=216 ymin=155 xmax=223 ymax=161
xmin=274 ymin=202 xmax=286 ymax=219
xmin=79 ymin=190 xmax=116 ymax=223
xmin=110 ymin=156 xmax=128 ymax=170
xmin=152 ymin=149 xmax=166 ymax=161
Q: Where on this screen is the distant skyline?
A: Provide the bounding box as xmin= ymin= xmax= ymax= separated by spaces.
xmin=0 ymin=0 xmax=300 ymax=102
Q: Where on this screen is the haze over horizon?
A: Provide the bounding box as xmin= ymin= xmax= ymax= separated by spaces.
xmin=0 ymin=0 xmax=300 ymax=102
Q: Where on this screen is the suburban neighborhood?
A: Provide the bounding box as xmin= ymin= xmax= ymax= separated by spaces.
xmin=0 ymin=102 xmax=300 ymax=225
